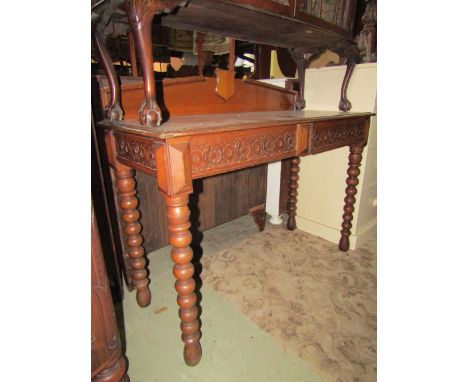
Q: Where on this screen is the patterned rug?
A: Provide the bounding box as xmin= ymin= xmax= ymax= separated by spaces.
xmin=201 ymin=224 xmax=376 ymax=382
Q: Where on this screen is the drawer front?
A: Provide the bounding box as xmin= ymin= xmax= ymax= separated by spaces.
xmin=190 ymin=124 xmax=299 ymax=178
xmin=113 ymin=132 xmax=159 ymax=175
xmin=308 ymin=117 xmax=369 ymax=154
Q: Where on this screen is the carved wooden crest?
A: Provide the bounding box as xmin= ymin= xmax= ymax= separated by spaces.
xmin=215 ymin=37 xmax=236 ymax=101
xmin=215 ymin=69 xmax=235 ymax=101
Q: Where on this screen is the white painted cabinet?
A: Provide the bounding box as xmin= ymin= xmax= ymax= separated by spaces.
xmin=297 ymin=63 xmax=377 ymax=249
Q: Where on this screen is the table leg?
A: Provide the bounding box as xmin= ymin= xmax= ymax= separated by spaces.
xmin=289 ymin=49 xmax=323 ymax=110
xmin=115 ymin=165 xmax=151 ymax=307
xmin=125 ymin=0 xmax=181 ymax=126
xmin=328 ymin=42 xmax=359 ymax=112
xmin=165 ymin=193 xmax=202 ymax=366
xmin=338 ymin=57 xmax=356 ymax=112
xmin=92 ymin=28 xmax=124 ymax=122
xmin=339 ymin=144 xmax=364 ymax=251
xmin=287 ymin=156 xmax=301 ymax=230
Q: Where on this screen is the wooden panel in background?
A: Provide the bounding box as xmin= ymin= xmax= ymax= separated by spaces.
xmin=134 ymin=164 xmax=267 ymax=252
xmin=134 ymin=171 xmax=169 ymax=251
xmin=198 ymin=164 xmax=267 ymax=231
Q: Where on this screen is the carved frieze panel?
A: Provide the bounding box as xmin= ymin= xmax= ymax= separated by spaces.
xmin=114 ymin=132 xmax=157 ymax=173
xmin=191 ymin=126 xmax=297 ymax=178
xmin=309 ymin=117 xmax=368 ymax=154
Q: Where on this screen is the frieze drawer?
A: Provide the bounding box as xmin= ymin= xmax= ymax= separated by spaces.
xmin=308 ymin=117 xmax=369 ymax=154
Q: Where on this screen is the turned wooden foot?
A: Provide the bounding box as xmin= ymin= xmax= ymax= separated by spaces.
xmin=115 ymin=166 xmax=151 ymax=307
xmin=93 ymin=355 xmax=129 ymax=382
xmin=287 ymin=157 xmax=301 ymax=230
xmin=165 ymin=194 xmax=202 ymax=366
xmin=339 ymin=144 xmax=364 ymax=251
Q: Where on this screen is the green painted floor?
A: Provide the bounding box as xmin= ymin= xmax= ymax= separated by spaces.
xmin=121 ymin=215 xmax=323 ymax=382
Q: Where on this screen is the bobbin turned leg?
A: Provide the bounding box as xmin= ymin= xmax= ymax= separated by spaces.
xmin=115 ymin=165 xmax=151 ymax=307
xmin=287 ymin=157 xmax=301 ymax=230
xmin=339 ymin=144 xmax=364 ymax=251
xmin=165 ymin=194 xmax=201 ymax=366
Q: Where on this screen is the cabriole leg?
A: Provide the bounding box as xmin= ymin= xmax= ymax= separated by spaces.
xmin=92 ymin=28 xmax=124 ymax=121
xmin=339 ymin=144 xmax=364 ymax=251
xmin=165 ymin=194 xmax=202 ymax=366
xmin=125 ymin=0 xmax=182 ymax=126
xmin=115 ymin=165 xmax=151 ymax=307
xmin=338 ymin=57 xmax=356 ymax=112
xmin=287 ymin=157 xmax=301 ymax=230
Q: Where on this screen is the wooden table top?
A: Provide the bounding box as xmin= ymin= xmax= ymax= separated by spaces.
xmin=98 ymin=110 xmax=375 ymax=139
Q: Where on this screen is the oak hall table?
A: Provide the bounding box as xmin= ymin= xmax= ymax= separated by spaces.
xmin=99 ymin=108 xmax=373 ymax=366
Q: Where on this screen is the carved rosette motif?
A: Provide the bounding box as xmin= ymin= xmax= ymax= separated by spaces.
xmin=310 ymin=120 xmax=366 ymax=153
xmin=115 ymin=133 xmax=156 ymax=171
xmin=191 ymin=131 xmax=296 ymax=174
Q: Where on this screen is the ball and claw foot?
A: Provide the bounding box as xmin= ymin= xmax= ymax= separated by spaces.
xmin=138 ymin=99 xmax=162 ymax=127
xmin=104 ymin=104 xmax=124 ymax=121
xmin=294 ymin=98 xmax=306 ymax=110
xmin=339 ymin=98 xmax=352 ymax=112
xmin=136 ymin=287 xmax=151 ymax=308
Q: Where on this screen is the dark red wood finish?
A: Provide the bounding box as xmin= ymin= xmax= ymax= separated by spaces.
xmin=92 ymin=204 xmax=130 ymax=382
xmin=338 ymin=143 xmax=364 ymax=251
xmin=286 ymin=156 xmax=300 ymax=230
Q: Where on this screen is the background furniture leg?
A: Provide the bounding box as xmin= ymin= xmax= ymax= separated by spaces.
xmin=248 ymin=204 xmax=266 ymax=232
xmin=126 ymin=0 xmax=161 ymax=126
xmin=92 ymin=356 xmax=130 ymax=382
xmin=115 ymin=165 xmax=151 ymax=307
xmin=125 ymin=0 xmax=181 ymax=126
xmin=92 ymin=28 xmax=124 ymax=121
xmin=287 ymin=156 xmax=301 ymax=230
xmin=338 ymin=56 xmax=356 ymax=112
xmin=289 ymin=49 xmax=322 ymax=110
xmin=165 ymin=193 xmax=202 ymax=366
xmin=266 ymin=161 xmax=283 ymax=226
xmin=92 ymin=204 xmax=130 ymax=382
xmin=339 ymin=144 xmax=364 ymax=251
